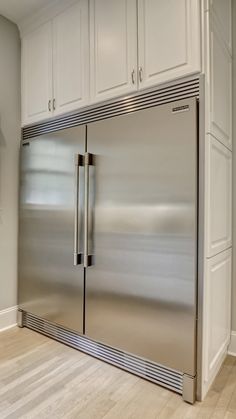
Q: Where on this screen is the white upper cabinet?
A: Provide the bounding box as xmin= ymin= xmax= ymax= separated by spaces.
xmin=22 ymin=22 xmax=53 ymax=125
xmin=21 ymin=1 xmax=89 ymax=125
xmin=208 ymin=18 xmax=232 ymax=150
xmin=21 ymin=0 xmax=202 ymax=124
xmin=53 ymin=0 xmax=89 ymax=116
xmin=137 ymin=0 xmax=201 ymax=89
xmin=90 ymin=0 xmax=137 ymax=102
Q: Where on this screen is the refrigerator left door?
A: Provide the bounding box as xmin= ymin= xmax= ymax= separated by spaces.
xmin=18 ymin=126 xmax=86 ymax=333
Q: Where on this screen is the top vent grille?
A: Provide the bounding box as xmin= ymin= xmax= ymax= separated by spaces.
xmin=22 ymin=77 xmax=200 ymax=141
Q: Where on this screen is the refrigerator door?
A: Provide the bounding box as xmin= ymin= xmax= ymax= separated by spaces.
xmin=18 ymin=126 xmax=85 ymax=333
xmin=86 ymin=98 xmax=198 ymax=375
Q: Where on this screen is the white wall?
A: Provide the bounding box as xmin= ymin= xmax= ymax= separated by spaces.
xmin=0 ymin=16 xmax=20 ymax=326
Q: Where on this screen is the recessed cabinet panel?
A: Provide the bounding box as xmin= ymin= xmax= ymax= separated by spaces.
xmin=90 ymin=0 xmax=137 ymax=102
xmin=53 ymin=0 xmax=89 ymax=115
xmin=22 ymin=22 xmax=53 ymax=125
xmin=209 ymin=20 xmax=232 ymax=149
xmin=137 ymin=0 xmax=201 ymax=89
xmin=209 ymin=0 xmax=232 ymax=52
xmin=205 ymin=249 xmax=231 ymax=381
xmin=206 ymin=135 xmax=232 ymax=257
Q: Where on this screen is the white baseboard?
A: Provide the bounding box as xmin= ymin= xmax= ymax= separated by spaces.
xmin=228 ymin=331 xmax=236 ymax=356
xmin=0 ymin=306 xmax=18 ymax=332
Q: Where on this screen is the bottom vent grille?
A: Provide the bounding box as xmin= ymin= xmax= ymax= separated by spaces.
xmin=22 ymin=311 xmax=183 ymax=394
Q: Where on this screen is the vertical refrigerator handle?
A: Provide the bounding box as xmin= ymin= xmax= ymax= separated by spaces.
xmin=84 ymin=152 xmax=94 ymax=268
xmin=74 ymin=154 xmax=83 ymax=266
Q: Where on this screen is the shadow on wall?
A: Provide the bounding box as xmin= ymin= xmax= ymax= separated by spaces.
xmin=0 ymin=116 xmax=6 ymax=224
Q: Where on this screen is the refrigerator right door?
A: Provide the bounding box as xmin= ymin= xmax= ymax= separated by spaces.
xmin=86 ymin=98 xmax=198 ymax=376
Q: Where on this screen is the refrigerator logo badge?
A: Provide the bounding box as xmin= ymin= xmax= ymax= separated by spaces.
xmin=172 ymin=105 xmax=190 ymax=114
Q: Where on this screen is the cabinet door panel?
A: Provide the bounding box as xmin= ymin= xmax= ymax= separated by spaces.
xmin=138 ymin=0 xmax=201 ymax=89
xmin=209 ymin=0 xmax=232 ymax=52
xmin=53 ymin=0 xmax=89 ymax=115
xmin=204 ymin=249 xmax=231 ymax=382
xmin=206 ymin=135 xmax=232 ymax=257
xmin=208 ymin=19 xmax=232 ymax=149
xmin=22 ymin=22 xmax=53 ymax=125
xmin=90 ymin=0 xmax=137 ymax=103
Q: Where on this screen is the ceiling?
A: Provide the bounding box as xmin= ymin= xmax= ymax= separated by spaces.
xmin=0 ymin=0 xmax=51 ymax=24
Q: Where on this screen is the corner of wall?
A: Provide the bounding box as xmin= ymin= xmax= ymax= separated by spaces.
xmin=0 ymin=306 xmax=18 ymax=332
xmin=228 ymin=331 xmax=236 ymax=356
xmin=0 ymin=16 xmax=21 ymax=314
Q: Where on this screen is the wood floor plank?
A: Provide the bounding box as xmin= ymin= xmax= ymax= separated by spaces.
xmin=225 ymin=359 xmax=236 ymax=417
xmin=22 ymin=362 xmax=104 ymax=419
xmin=39 ymin=363 xmax=120 ymax=419
xmin=0 ymin=327 xmax=235 ymax=419
xmin=210 ymin=357 xmax=236 ymax=419
xmin=223 ymin=412 xmax=236 ymax=419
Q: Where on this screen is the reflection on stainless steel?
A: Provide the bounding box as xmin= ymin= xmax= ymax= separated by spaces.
xmin=94 ymin=203 xmax=194 ymax=234
xmin=86 ymin=98 xmax=198 ymax=376
xmin=18 ymin=97 xmax=198 ymax=394
xmin=18 ymin=126 xmax=85 ymax=332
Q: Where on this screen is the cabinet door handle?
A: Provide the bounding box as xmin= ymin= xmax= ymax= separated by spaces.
xmin=138 ymin=67 xmax=143 ymax=83
xmin=53 ymin=99 xmax=56 ymax=111
xmin=131 ymin=69 xmax=135 ymax=84
xmin=48 ymin=100 xmax=52 ymax=112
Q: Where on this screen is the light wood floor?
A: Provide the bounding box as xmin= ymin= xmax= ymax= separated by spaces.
xmin=0 ymin=328 xmax=236 ymax=419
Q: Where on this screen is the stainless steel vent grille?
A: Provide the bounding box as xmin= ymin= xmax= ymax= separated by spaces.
xmin=22 ymin=77 xmax=200 ymax=140
xmin=22 ymin=311 xmax=183 ymax=394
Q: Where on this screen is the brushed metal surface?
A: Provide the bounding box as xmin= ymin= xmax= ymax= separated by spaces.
xmin=73 ymin=154 xmax=84 ymax=266
xmin=183 ymin=374 xmax=196 ymax=404
xmin=84 ymin=153 xmax=94 ymax=268
xmin=18 ymin=126 xmax=86 ymax=333
xmin=86 ymin=98 xmax=198 ymax=376
xmin=196 ymin=73 xmax=205 ymax=400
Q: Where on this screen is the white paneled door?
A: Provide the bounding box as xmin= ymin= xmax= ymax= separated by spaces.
xmin=22 ymin=21 xmax=53 ymax=125
xmin=137 ymin=0 xmax=201 ymax=89
xmin=206 ymin=135 xmax=232 ymax=257
xmin=90 ymin=0 xmax=137 ymax=103
xmin=53 ymin=0 xmax=89 ymax=116
xmin=205 ymin=249 xmax=231 ymax=382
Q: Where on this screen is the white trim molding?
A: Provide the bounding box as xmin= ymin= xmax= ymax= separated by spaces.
xmin=0 ymin=306 xmax=18 ymax=332
xmin=18 ymin=0 xmax=79 ymax=36
xmin=228 ymin=331 xmax=236 ymax=356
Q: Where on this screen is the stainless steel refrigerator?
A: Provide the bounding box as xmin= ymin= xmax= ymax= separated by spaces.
xmin=18 ymin=97 xmax=198 ymax=402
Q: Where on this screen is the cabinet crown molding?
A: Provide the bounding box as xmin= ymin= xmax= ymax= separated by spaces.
xmin=18 ymin=0 xmax=79 ymax=37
